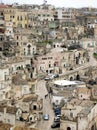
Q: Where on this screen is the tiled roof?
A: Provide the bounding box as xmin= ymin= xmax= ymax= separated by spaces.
xmin=0 ymin=123 xmax=12 ymax=130
xmin=80 ymin=100 xmax=94 ymax=108
xmin=77 ymin=87 xmax=90 ymax=93
xmin=7 ymin=106 xmax=17 ymax=114
xmin=70 ymin=98 xmax=82 ymax=106
xmin=78 ymin=108 xmax=90 ymax=116
xmin=0 ymin=105 xmax=17 ymax=114
xmin=70 ymin=99 xmax=95 ymax=108
xmin=13 ymin=126 xmax=39 ymax=130
xmin=28 ymin=78 xmax=37 ymax=82
xmin=23 ymin=94 xmax=38 ymax=102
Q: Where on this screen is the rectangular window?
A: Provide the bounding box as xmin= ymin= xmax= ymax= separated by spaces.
xmin=8 ymin=119 xmax=10 ymax=123
xmin=47 ymin=14 xmax=50 ymax=17
xmin=48 ymin=57 xmax=52 ymax=59
xmin=70 ymin=112 xmax=73 ymax=118
xmin=30 ymin=117 xmax=32 ymax=120
xmin=42 ymin=58 xmax=47 ymax=60
xmin=49 ymin=64 xmax=51 ymax=68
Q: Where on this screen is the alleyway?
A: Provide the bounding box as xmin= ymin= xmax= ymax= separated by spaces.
xmin=36 ymin=80 xmax=54 ymax=130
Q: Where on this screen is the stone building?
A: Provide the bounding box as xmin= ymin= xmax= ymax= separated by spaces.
xmin=79 ymin=38 xmax=97 ymax=49
xmin=5 ymin=21 xmax=14 ymax=38
xmin=60 ymin=99 xmax=97 ymax=130
xmin=0 ymin=105 xmax=18 ymax=125
xmin=54 ymin=8 xmax=76 ymax=22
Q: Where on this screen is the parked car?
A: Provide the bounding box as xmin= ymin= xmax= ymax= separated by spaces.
xmin=53 ymin=105 xmax=61 ymax=110
xmin=44 ymin=73 xmax=54 ymax=81
xmin=54 ymin=110 xmax=61 ymax=115
xmin=54 ymin=107 xmax=61 ymax=112
xmin=88 ymin=80 xmax=96 ymax=85
xmin=48 ymin=74 xmax=55 ymax=79
xmin=54 ymin=74 xmax=59 ymax=78
xmin=47 ymin=73 xmax=59 ymax=79
xmin=44 ymin=77 xmax=50 ymax=81
xmin=55 ymin=111 xmax=61 ymax=116
xmin=43 ymin=114 xmax=49 ymax=120
xmin=56 ymin=114 xmax=61 ymax=118
xmin=51 ymin=122 xmax=60 ymax=128
xmin=54 ymin=116 xmax=60 ymax=122
xmin=54 ymin=116 xmax=60 ymax=120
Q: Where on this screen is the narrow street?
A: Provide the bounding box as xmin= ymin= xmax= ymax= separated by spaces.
xmin=34 ymin=49 xmax=97 ymax=130
xmin=36 ymin=80 xmax=54 ymax=130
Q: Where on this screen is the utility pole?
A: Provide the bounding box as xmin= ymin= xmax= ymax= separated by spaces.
xmin=43 ymin=0 xmax=47 ymax=10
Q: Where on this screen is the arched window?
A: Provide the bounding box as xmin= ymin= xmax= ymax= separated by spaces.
xmin=70 ymin=76 xmax=73 ymax=81
xmin=17 ymin=16 xmax=19 ymax=20
xmin=30 ymin=73 xmax=33 ymax=78
xmin=91 ymin=125 xmax=95 ymax=130
xmin=33 ymin=105 xmax=37 ymax=110
xmin=20 ymin=16 xmax=22 ymax=21
xmin=17 ymin=36 xmax=19 ymax=40
xmin=30 ymin=58 xmax=33 ymax=65
xmin=76 ymin=74 xmax=80 ymax=80
xmin=27 ymin=44 xmax=31 ymax=55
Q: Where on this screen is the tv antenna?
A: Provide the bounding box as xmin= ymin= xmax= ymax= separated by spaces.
xmin=43 ymin=0 xmax=47 ymax=5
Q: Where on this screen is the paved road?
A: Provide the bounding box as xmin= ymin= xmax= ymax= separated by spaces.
xmin=36 ymin=80 xmax=54 ymax=130
xmin=34 ymin=49 xmax=97 ymax=130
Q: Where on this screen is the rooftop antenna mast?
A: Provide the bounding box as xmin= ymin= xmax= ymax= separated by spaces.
xmin=43 ymin=0 xmax=47 ymax=10
xmin=43 ymin=0 xmax=47 ymax=5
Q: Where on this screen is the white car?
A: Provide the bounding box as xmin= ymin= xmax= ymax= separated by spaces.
xmin=48 ymin=74 xmax=55 ymax=79
xmin=54 ymin=116 xmax=60 ymax=122
xmin=44 ymin=77 xmax=50 ymax=81
xmin=43 ymin=114 xmax=49 ymax=120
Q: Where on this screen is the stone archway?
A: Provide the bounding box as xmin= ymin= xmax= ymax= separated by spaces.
xmin=70 ymin=76 xmax=73 ymax=81
xmin=67 ymin=127 xmax=71 ymax=130
xmin=30 ymin=73 xmax=33 ymax=78
xmin=91 ymin=125 xmax=95 ymax=130
xmin=76 ymin=74 xmax=80 ymax=80
xmin=91 ymin=123 xmax=96 ymax=130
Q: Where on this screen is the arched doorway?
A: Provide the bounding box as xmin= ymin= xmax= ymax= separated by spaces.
xmin=76 ymin=74 xmax=80 ymax=80
xmin=70 ymin=76 xmax=73 ymax=81
xmin=27 ymin=44 xmax=31 ymax=55
xmin=67 ymin=127 xmax=71 ymax=130
xmin=30 ymin=73 xmax=33 ymax=78
xmin=91 ymin=124 xmax=96 ymax=130
xmin=91 ymin=125 xmax=94 ymax=130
